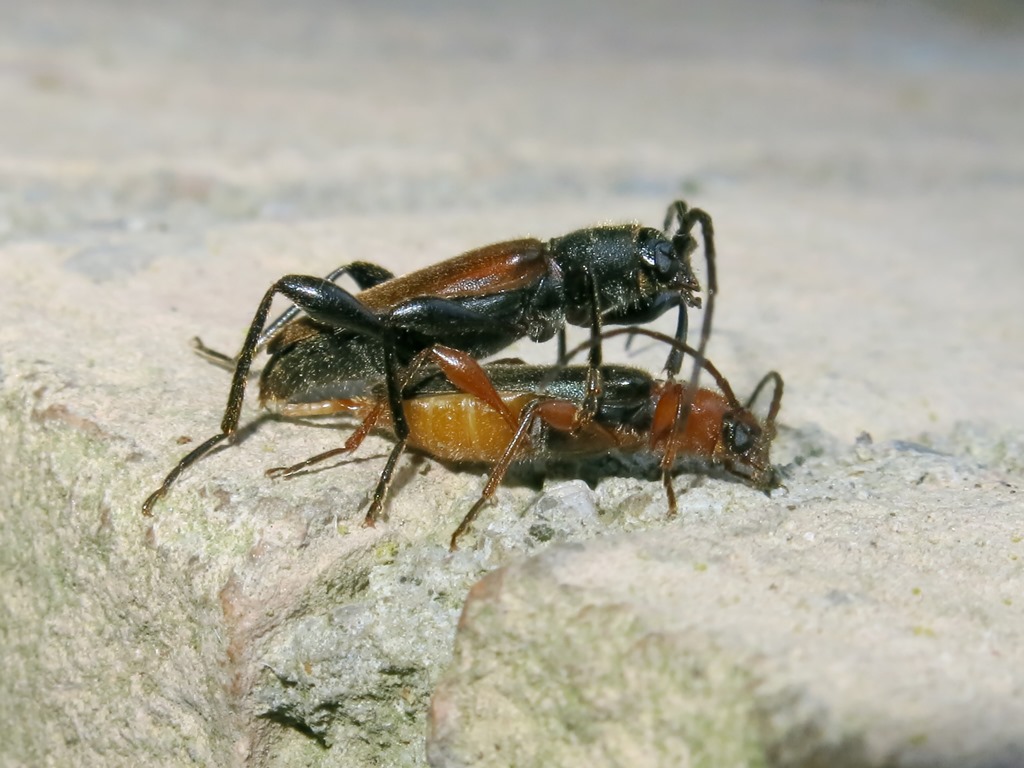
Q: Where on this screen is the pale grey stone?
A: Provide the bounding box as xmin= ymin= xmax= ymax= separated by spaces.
xmin=428 ymin=439 xmax=1024 ymax=767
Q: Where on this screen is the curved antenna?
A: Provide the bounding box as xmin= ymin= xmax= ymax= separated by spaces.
xmin=745 ymin=371 xmax=784 ymax=434
xmin=663 ymin=199 xmax=687 ymax=233
xmin=563 ymin=327 xmax=740 ymax=409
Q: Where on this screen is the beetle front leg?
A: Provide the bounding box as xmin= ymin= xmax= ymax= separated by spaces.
xmin=556 ymin=329 xmax=568 ymax=364
xmin=573 ymin=267 xmax=604 ymax=429
xmin=675 ymin=205 xmax=716 ymax=379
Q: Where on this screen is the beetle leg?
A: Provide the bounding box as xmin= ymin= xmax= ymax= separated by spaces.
xmin=257 ymin=262 xmax=395 ymax=351
xmin=663 ymin=306 xmax=689 ymax=382
xmin=570 ymin=267 xmax=604 ymax=431
xmin=363 ymin=438 xmax=408 ymax=527
xmin=189 ymin=263 xmax=396 ymax=371
xmin=141 ymin=433 xmax=232 ymax=515
xmin=143 ymin=274 xmax=394 ymax=515
xmin=266 ymin=400 xmax=387 ymax=479
xmin=449 ymin=397 xmax=580 ymax=551
xmin=267 ymin=343 xmax=525 ymax=527
xmin=359 ymin=343 xmax=526 ymax=526
xmin=385 ymin=293 xmax=538 ymax=356
xmin=412 ymin=345 xmax=519 ymax=429
xmin=662 ymin=469 xmax=679 ymax=516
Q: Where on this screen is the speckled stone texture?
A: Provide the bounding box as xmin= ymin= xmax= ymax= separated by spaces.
xmin=429 ymin=439 xmax=1024 ymax=767
xmin=1 ymin=1 xmax=1022 ymax=767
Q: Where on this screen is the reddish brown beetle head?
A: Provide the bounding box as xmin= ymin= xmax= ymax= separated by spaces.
xmin=654 ymin=369 xmax=783 ymax=491
xmin=718 ymin=370 xmax=784 ymax=490
xmin=717 ymin=407 xmax=777 ymax=490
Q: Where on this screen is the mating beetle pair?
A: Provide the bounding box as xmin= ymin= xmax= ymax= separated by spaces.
xmin=144 ymin=200 xmax=777 ymax=546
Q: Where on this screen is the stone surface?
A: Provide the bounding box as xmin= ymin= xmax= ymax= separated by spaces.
xmin=429 ymin=437 xmax=1024 ymax=767
xmin=1 ymin=1 xmax=1023 ymax=767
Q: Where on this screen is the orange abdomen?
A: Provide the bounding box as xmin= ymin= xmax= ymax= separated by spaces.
xmin=402 ymin=393 xmax=535 ymax=463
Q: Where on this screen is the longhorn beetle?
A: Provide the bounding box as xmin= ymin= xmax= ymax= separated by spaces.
xmin=263 ymin=328 xmax=783 ymax=549
xmin=143 ymin=201 xmax=716 ymax=515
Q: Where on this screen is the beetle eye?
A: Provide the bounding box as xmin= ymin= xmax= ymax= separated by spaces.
xmin=653 ymin=241 xmax=677 ymax=278
xmin=723 ymin=416 xmax=757 ymax=455
xmin=637 ymin=229 xmax=680 ymax=282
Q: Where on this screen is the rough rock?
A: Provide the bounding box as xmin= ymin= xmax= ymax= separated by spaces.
xmin=429 ymin=437 xmax=1024 ymax=767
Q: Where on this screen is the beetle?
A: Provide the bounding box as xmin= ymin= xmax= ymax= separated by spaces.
xmin=264 ymin=329 xmax=783 ymax=549
xmin=143 ymin=201 xmax=717 ymax=515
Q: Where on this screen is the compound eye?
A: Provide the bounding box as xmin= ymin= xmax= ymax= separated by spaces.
xmin=653 ymin=240 xmax=678 ymax=278
xmin=723 ymin=416 xmax=757 ymax=455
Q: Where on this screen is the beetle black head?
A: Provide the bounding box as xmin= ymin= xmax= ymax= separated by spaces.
xmin=635 ymin=227 xmax=699 ymax=302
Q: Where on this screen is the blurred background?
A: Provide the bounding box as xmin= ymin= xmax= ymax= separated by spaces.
xmin=2 ymin=0 xmax=1022 ymax=442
